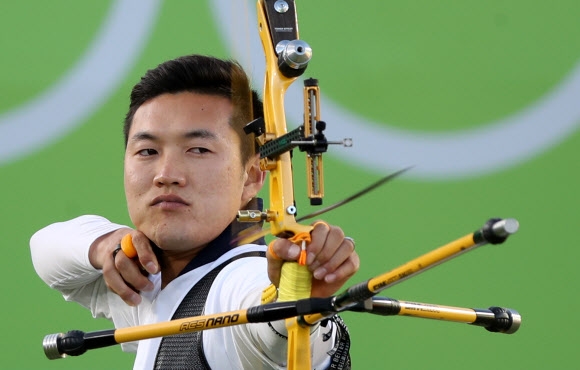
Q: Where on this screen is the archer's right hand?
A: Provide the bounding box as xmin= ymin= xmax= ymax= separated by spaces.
xmin=89 ymin=228 xmax=159 ymax=306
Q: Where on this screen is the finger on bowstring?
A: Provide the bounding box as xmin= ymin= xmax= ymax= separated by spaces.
xmin=103 ymin=255 xmax=143 ymax=306
xmin=122 ymin=232 xmax=159 ymax=274
xmin=114 ymin=249 xmax=155 ymax=293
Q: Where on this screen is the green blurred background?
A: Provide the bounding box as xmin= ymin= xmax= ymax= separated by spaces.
xmin=1 ymin=0 xmax=578 ymax=369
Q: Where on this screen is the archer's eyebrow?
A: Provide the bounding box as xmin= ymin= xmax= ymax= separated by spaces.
xmin=128 ymin=129 xmax=218 ymax=144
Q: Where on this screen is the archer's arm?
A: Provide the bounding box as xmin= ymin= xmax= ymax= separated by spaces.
xmin=31 ymin=215 xmax=159 ymax=307
xmin=30 ymin=215 xmax=128 ymax=290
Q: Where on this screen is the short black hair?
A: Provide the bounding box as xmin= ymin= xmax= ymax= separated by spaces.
xmin=124 ymin=54 xmax=263 ymax=163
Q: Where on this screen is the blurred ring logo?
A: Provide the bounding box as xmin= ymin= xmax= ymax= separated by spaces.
xmin=0 ymin=0 xmax=160 ymax=167
xmin=212 ymin=0 xmax=580 ymax=180
xmin=2 ymin=0 xmax=580 ymax=181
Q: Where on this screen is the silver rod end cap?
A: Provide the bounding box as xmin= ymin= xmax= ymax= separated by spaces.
xmin=43 ymin=333 xmax=64 ymax=360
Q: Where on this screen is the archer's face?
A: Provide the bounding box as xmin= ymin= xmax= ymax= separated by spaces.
xmin=124 ymin=92 xmax=261 ymax=252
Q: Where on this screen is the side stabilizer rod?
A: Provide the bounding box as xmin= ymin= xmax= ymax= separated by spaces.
xmin=348 ymin=297 xmax=521 ymax=334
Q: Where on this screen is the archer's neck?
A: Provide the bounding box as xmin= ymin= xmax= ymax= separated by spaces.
xmin=159 ymin=247 xmax=204 ymax=288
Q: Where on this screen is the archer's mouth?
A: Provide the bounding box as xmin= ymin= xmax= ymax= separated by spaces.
xmin=150 ymin=194 xmax=190 ymax=207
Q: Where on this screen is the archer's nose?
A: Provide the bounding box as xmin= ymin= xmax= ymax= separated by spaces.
xmin=154 ymin=155 xmax=186 ymax=187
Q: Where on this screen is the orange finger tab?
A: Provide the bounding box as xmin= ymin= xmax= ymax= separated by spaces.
xmin=289 ymin=232 xmax=311 ymax=266
xmin=120 ymin=234 xmax=137 ymax=259
xmin=288 ymin=232 xmax=311 ymax=245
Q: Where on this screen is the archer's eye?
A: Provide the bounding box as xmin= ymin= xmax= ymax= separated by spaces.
xmin=190 ymin=147 xmax=211 ymax=154
xmin=138 ymin=149 xmax=157 ymax=156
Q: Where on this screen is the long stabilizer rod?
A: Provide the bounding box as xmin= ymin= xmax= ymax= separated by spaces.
xmin=300 ymin=218 xmax=519 ymax=324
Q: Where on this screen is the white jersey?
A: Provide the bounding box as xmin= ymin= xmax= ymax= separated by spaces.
xmin=30 ymin=215 xmax=339 ymax=369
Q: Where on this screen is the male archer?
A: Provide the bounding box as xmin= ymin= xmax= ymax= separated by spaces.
xmin=31 ymin=55 xmax=358 ymax=369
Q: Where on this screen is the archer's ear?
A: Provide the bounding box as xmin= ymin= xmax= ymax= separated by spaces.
xmin=242 ymin=154 xmax=265 ymax=204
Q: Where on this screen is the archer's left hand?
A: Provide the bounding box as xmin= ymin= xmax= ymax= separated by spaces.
xmin=267 ymin=222 xmax=360 ymax=298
